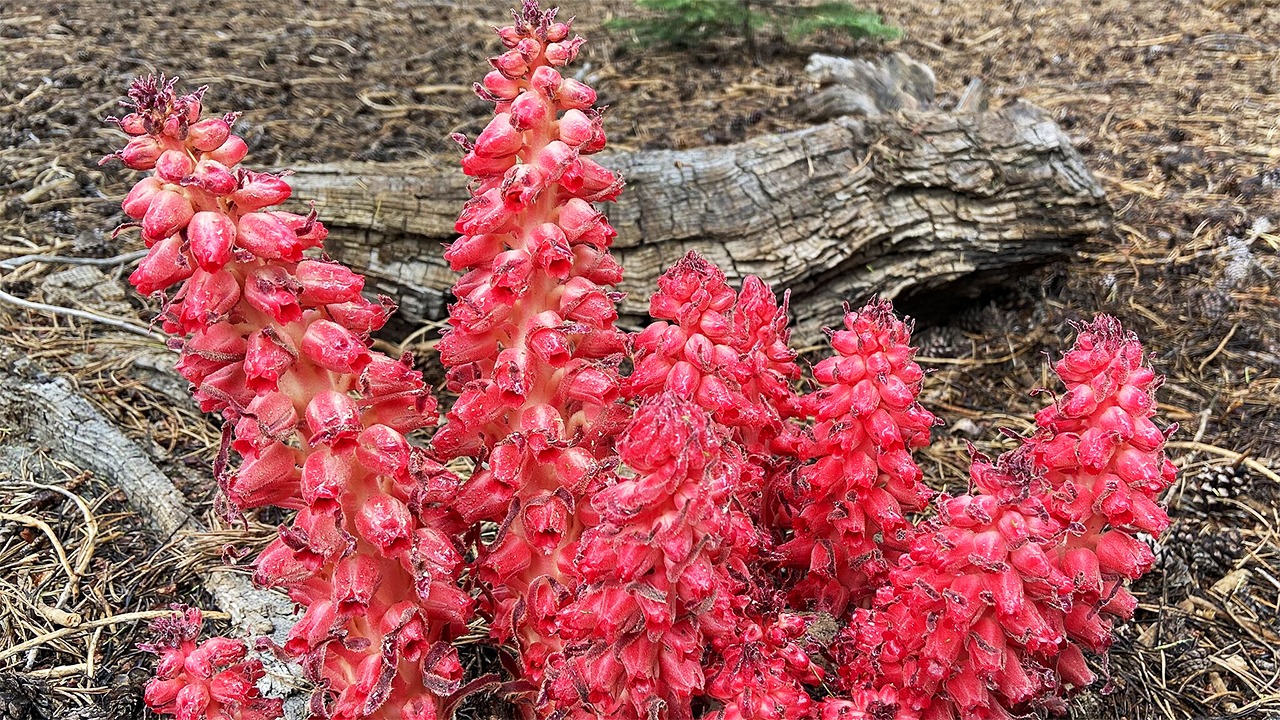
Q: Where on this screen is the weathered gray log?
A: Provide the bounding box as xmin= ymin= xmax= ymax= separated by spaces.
xmin=287 ymin=100 xmax=1109 ymax=340
xmin=800 ymin=52 xmax=937 ymax=121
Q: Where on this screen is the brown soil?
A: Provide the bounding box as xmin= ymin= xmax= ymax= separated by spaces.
xmin=1 ymin=0 xmax=1278 ymax=718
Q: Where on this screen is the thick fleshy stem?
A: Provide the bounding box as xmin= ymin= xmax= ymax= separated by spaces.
xmin=430 ymin=1 xmax=631 ymax=700
xmin=111 ymin=76 xmax=471 ymax=720
xmin=778 ymin=299 xmax=938 ymax=615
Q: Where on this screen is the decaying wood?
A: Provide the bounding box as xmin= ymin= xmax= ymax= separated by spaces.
xmin=0 ymin=361 xmax=303 ymax=711
xmin=288 ymin=100 xmax=1109 ymax=340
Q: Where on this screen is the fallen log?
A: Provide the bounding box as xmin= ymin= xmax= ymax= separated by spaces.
xmin=289 ymin=101 xmax=1109 ymax=340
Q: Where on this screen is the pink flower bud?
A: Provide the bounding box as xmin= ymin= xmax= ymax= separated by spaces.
xmin=482 ymin=71 xmax=522 ymax=100
xmin=526 ymin=314 xmax=572 ymax=366
xmin=120 ymin=135 xmax=165 ymax=170
xmin=130 ymin=235 xmax=194 ymax=295
xmin=268 ymin=210 xmax=328 ymax=248
xmin=122 ymin=176 xmax=165 ymax=219
xmin=305 ymin=390 xmax=362 ymax=448
xmin=509 ymin=91 xmax=550 ymax=131
xmin=187 ymin=118 xmax=232 ymax=152
xmin=236 ymin=212 xmax=303 ymax=260
xmin=207 ymin=135 xmax=249 ymax=167
xmin=284 ymin=600 xmax=338 ymax=656
xmin=187 ymin=158 xmax=238 ymax=195
xmin=516 ymin=37 xmax=541 ymax=61
xmin=230 ymin=171 xmax=292 ymax=211
xmin=577 ymin=158 xmax=620 ymax=196
xmin=444 ymin=233 xmax=504 ymax=271
xmin=356 ymin=493 xmax=414 ymax=556
xmin=142 ymin=189 xmax=195 ymax=243
xmin=496 ymin=25 xmax=522 ymax=48
xmin=174 ymin=683 xmax=213 ymax=720
xmin=558 ymin=109 xmax=596 ymax=147
xmin=186 ymin=211 xmax=236 ymax=270
xmin=559 ymin=277 xmax=618 ymax=325
xmin=523 ymin=492 xmax=571 ymax=554
xmin=244 ymin=328 xmax=297 ymax=394
xmin=356 ymin=424 xmax=411 ymax=478
xmin=530 ymin=65 xmax=562 ymax=96
xmin=118 ymin=112 xmax=149 ymax=136
xmin=144 ymin=678 xmax=185 ymax=710
xmin=177 ymin=268 xmax=240 ymax=332
xmin=546 ymin=21 xmax=571 ymax=42
xmin=300 ymin=448 xmax=352 ymax=512
xmin=544 ymin=36 xmax=584 ymax=66
xmin=243 ymin=265 xmax=302 ymax=324
xmin=302 ymin=319 xmax=371 ymax=374
xmin=475 ymin=112 xmax=524 ymax=158
xmin=155 ymin=149 xmax=195 ymax=183
xmin=226 ymin=441 xmax=301 ymax=510
xmin=455 ymin=188 xmax=510 ymax=235
xmin=326 ymin=296 xmax=392 ymax=335
xmin=333 ymin=554 xmax=382 ymax=616
xmin=556 ymin=78 xmax=596 ymax=110
xmin=1094 ymin=530 xmax=1155 ymax=578
xmin=295 ymin=259 xmax=364 ymax=305
xmin=491 ymin=50 xmax=528 ymax=78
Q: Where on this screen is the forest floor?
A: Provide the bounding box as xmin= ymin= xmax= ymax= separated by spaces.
xmin=1 ymin=0 xmax=1278 ymax=718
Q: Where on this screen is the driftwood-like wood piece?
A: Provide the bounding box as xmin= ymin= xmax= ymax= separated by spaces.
xmin=288 ymin=101 xmax=1109 ymax=339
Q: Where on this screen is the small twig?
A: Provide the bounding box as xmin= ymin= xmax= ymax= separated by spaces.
xmin=0 ymin=609 xmax=230 ymax=662
xmin=27 ymin=480 xmax=99 ymax=579
xmin=0 ymin=512 xmax=77 ymax=588
xmin=1166 ymin=440 xmax=1280 ymax=485
xmin=86 ymin=625 xmax=103 ymax=679
xmin=1197 ymin=321 xmax=1239 ymax=373
xmin=0 ymin=289 xmax=166 ymax=341
xmin=0 ymin=248 xmax=148 ymax=272
xmin=21 ymin=663 xmax=88 ymax=679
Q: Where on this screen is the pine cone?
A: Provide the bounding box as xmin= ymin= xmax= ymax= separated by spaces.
xmin=1170 ymin=643 xmax=1210 ymax=676
xmin=1175 ymin=464 xmax=1250 ymax=518
xmin=1191 ymin=526 xmax=1244 ymax=578
xmin=1154 ymin=548 xmax=1193 ymax=596
xmin=0 ymin=672 xmax=51 ymax=720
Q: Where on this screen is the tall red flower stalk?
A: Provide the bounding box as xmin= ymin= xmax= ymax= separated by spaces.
xmin=621 ymin=254 xmax=821 ymax=720
xmin=545 ymin=394 xmax=746 ymax=718
xmin=778 ymin=300 xmax=938 ymax=615
xmin=110 ymin=77 xmax=471 ymax=720
xmin=429 ymin=0 xmax=630 ymax=698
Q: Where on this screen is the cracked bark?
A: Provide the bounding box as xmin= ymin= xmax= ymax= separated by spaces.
xmin=286 ymin=101 xmax=1109 ymax=340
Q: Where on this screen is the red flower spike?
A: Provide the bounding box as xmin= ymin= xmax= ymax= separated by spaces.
xmin=779 ymin=299 xmax=937 ymax=615
xmin=141 ymin=607 xmax=283 ymax=720
xmin=835 ymin=316 xmax=1175 ymax=720
xmin=112 ymin=76 xmax=468 ymax=720
xmin=433 ymin=0 xmax=632 ymax=698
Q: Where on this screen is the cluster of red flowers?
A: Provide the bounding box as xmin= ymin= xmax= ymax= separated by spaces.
xmin=108 ymin=3 xmax=1176 ymax=720
xmin=110 ymin=74 xmax=468 ymax=719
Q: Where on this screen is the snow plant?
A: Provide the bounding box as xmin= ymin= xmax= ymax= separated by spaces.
xmin=104 ymin=3 xmax=1177 ymax=720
